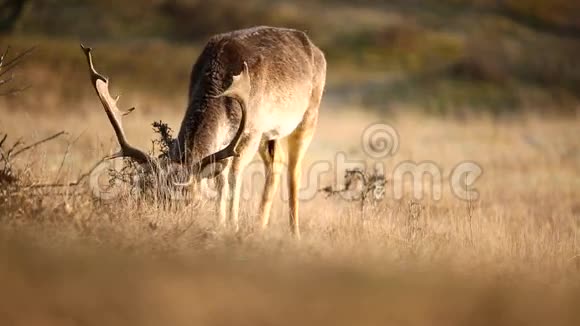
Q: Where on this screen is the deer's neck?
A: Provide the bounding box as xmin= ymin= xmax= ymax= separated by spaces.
xmin=170 ymin=42 xmax=241 ymax=165
xmin=171 ymin=96 xmax=229 ymax=165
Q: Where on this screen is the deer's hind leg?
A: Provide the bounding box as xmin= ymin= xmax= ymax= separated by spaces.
xmin=258 ymin=139 xmax=285 ymax=229
xmin=286 ymin=100 xmax=322 ymax=237
xmin=286 ymin=70 xmax=325 ymax=237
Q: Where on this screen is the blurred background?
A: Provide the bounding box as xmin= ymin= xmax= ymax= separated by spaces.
xmin=1 ymin=0 xmax=579 ymax=116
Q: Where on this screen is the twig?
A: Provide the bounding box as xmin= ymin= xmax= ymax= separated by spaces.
xmin=0 ymin=47 xmax=35 ymax=79
xmin=0 ymin=46 xmax=9 ymax=70
xmin=319 ymin=168 xmax=386 ymax=220
xmin=55 ymin=143 xmax=73 ymax=182
xmin=11 ymin=131 xmax=66 ymax=158
xmin=5 ymin=137 xmax=23 ymax=158
xmin=55 ymin=131 xmax=85 ymax=182
xmin=26 ymin=156 xmax=107 ymax=188
xmin=320 ymin=169 xmax=386 ymax=201
xmin=0 ymin=46 xmax=35 ymax=96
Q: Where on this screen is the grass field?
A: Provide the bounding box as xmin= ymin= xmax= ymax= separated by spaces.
xmin=1 ymin=97 xmax=579 ymax=325
xmin=1 ymin=1 xmax=580 ymax=324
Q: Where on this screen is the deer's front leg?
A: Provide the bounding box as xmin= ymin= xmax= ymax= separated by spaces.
xmin=227 ymin=162 xmax=242 ymax=232
xmin=226 ymin=137 xmax=260 ymax=232
xmin=215 ymin=166 xmax=230 ymax=227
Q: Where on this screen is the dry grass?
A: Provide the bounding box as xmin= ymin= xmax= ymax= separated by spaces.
xmin=1 ymin=94 xmax=579 ymax=324
xmin=2 ymin=2 xmax=580 ymax=323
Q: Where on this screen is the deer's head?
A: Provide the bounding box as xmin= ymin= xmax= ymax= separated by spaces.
xmin=80 ymin=45 xmax=250 ymax=194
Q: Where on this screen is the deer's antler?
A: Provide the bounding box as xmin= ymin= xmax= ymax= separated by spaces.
xmin=81 ymin=44 xmax=152 ymax=164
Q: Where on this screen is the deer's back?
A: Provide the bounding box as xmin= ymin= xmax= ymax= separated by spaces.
xmin=189 ymin=26 xmax=326 ymax=138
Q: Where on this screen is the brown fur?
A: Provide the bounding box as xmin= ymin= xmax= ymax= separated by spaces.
xmin=170 ymin=26 xmax=326 ymax=237
xmin=174 ymin=26 xmax=325 ymax=162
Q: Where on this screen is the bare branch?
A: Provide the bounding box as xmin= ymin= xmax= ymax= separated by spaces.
xmin=11 ymin=131 xmax=66 ymax=158
xmin=55 ymin=131 xmax=85 ymax=182
xmin=1 ymin=131 xmax=68 ymax=186
xmin=5 ymin=137 xmax=23 ymax=158
xmin=25 ymin=156 xmax=108 ymax=189
xmin=0 ymin=46 xmax=35 ymax=79
xmin=319 ymin=168 xmax=386 ymax=202
xmin=0 ymin=46 xmax=34 ymax=96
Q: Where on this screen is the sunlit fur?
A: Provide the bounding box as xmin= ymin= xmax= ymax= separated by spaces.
xmin=172 ymin=26 xmax=327 ymax=236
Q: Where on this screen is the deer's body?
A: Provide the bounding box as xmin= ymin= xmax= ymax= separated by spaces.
xmin=82 ymin=26 xmax=326 ymax=237
xmin=175 ymin=26 xmax=326 ymax=235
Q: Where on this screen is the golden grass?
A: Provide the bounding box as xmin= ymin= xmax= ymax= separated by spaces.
xmin=1 ymin=97 xmax=580 ymax=324
xmin=1 ymin=1 xmax=579 ymax=323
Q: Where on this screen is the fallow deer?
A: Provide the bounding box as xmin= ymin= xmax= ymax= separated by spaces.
xmin=82 ymin=26 xmax=326 ymax=237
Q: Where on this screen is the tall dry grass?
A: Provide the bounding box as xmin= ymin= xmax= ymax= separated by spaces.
xmin=1 ymin=2 xmax=579 ymax=323
xmin=1 ymin=92 xmax=579 ymax=324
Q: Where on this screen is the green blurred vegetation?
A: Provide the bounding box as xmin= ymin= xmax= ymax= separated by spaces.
xmin=1 ymin=0 xmax=579 ymax=115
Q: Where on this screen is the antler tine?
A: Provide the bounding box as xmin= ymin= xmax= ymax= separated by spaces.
xmin=80 ymin=44 xmax=151 ymax=164
xmin=175 ymin=62 xmax=250 ymax=186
